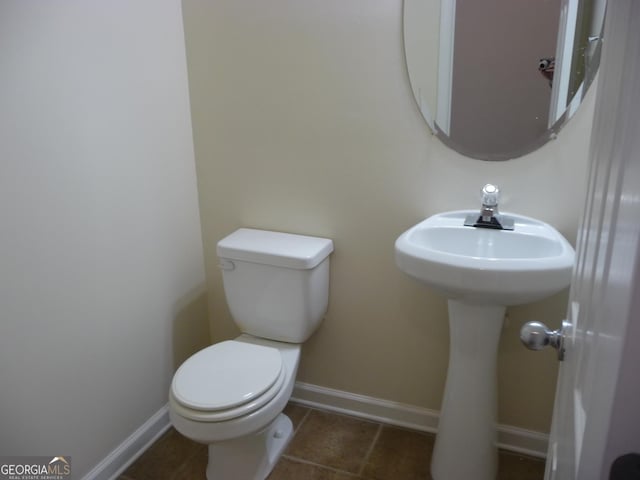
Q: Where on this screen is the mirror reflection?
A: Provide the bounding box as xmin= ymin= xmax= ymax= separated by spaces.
xmin=404 ymin=0 xmax=606 ymax=160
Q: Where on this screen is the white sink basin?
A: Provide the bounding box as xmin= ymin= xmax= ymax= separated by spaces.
xmin=395 ymin=210 xmax=575 ymax=305
xmin=395 ymin=209 xmax=575 ymax=479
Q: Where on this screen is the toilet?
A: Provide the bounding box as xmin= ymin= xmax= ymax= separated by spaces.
xmin=169 ymin=228 xmax=333 ymax=480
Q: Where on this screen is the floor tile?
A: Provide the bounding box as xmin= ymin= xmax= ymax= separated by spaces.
xmin=121 ymin=404 xmax=547 ymax=480
xmin=169 ymin=449 xmax=208 ymax=480
xmin=285 ymin=409 xmax=379 ymax=474
xmin=283 ymin=402 xmax=310 ymax=431
xmin=268 ymin=457 xmax=359 ymax=480
xmin=497 ymin=451 xmax=545 ymax=480
xmin=122 ymin=428 xmax=205 ymax=480
xmin=361 ymin=425 xmax=434 ymax=480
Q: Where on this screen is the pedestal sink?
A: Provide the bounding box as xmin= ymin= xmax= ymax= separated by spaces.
xmin=395 ymin=210 xmax=575 ymax=480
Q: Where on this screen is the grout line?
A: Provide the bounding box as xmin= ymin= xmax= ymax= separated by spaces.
xmin=280 ymin=455 xmax=361 ymax=478
xmin=358 ymin=423 xmax=383 ymax=476
xmin=293 ymin=406 xmax=312 ymax=436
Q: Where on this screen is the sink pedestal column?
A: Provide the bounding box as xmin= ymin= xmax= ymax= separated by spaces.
xmin=431 ymin=300 xmax=506 ymax=480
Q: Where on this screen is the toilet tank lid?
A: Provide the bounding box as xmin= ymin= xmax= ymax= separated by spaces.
xmin=217 ymin=228 xmax=334 ymax=269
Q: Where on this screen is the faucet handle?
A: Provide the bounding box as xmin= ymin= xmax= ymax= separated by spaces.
xmin=481 ymin=184 xmax=500 ymax=207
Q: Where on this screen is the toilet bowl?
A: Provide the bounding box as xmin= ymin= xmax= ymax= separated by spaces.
xmin=168 ymin=228 xmax=333 ymax=480
xmin=169 ymin=335 xmax=300 ymax=444
xmin=169 ymin=335 xmax=300 ymax=479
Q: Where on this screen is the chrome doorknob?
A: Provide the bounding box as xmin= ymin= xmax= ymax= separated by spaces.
xmin=520 ymin=320 xmax=568 ymax=361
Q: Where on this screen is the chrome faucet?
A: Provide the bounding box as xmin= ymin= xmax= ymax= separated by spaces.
xmin=464 ymin=184 xmax=514 ymax=230
xmin=480 ymin=184 xmax=500 ymax=222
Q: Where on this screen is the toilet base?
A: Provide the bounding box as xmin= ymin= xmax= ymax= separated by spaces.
xmin=206 ymin=413 xmax=293 ymax=480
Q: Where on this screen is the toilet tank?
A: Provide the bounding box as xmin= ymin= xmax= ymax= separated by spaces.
xmin=217 ymin=228 xmax=333 ymax=343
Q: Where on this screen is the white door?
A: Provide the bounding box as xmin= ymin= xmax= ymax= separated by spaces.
xmin=544 ymin=2 xmax=640 ymax=479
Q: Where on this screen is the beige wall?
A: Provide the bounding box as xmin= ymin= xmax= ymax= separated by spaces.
xmin=182 ymin=0 xmax=595 ymax=433
xmin=0 ymin=1 xmax=207 ymax=477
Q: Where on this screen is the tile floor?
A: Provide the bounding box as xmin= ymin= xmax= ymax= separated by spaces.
xmin=119 ymin=403 xmax=545 ymax=480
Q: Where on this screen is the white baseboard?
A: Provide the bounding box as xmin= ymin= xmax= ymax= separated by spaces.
xmin=81 ymin=405 xmax=171 ymax=480
xmin=291 ymin=382 xmax=548 ymax=458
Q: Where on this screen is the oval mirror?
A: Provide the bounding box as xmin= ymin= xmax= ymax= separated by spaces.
xmin=404 ymin=0 xmax=606 ymax=160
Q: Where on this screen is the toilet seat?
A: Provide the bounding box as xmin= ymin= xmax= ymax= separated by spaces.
xmin=171 ymin=341 xmax=285 ymax=422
